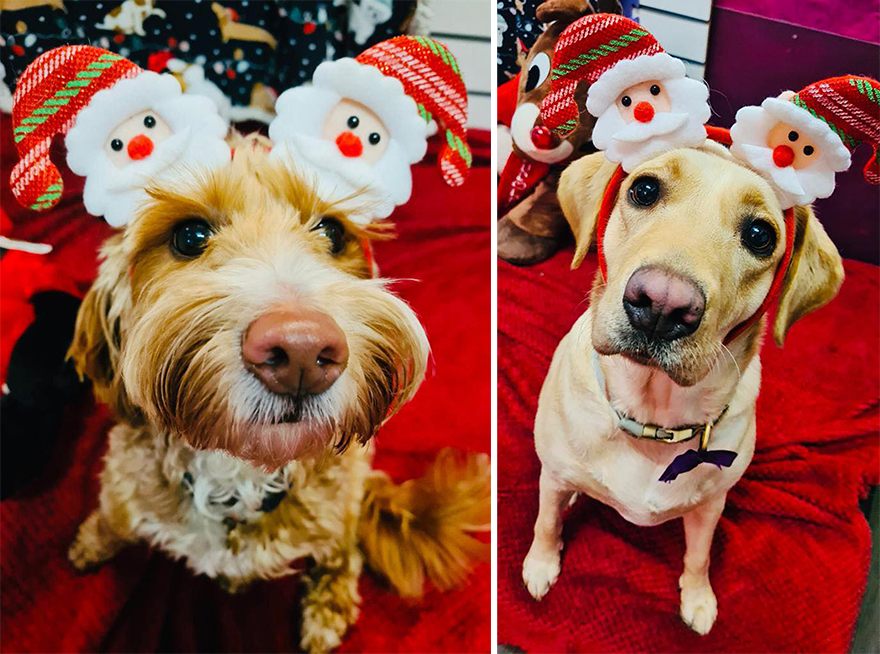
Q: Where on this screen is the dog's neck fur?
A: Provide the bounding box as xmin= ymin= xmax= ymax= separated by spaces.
xmin=600 ymin=323 xmax=762 ymax=429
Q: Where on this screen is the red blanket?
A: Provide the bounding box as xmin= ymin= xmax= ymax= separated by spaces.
xmin=0 ymin=115 xmax=491 ymax=653
xmin=498 ymin=251 xmax=879 ymax=653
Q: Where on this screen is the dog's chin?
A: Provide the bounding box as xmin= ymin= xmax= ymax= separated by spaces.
xmin=207 ymin=418 xmax=338 ymax=471
xmin=593 ymin=330 xmax=711 ymax=388
xmin=239 ymin=421 xmax=337 ymax=471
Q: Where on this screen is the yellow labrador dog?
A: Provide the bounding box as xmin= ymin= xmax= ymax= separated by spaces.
xmin=522 ymin=142 xmax=844 ymax=634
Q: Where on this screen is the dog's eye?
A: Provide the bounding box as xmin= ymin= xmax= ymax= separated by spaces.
xmin=628 ymin=176 xmax=661 ymax=207
xmin=171 ymin=218 xmax=213 ymax=258
xmin=312 ymin=217 xmax=346 ymax=255
xmin=524 ymin=52 xmax=550 ymax=92
xmin=621 ymin=95 xmax=632 ymax=107
xmin=741 ymin=219 xmax=777 ymax=257
xmin=144 ymin=115 xmax=156 ymax=129
xmin=650 ymin=84 xmax=661 ymax=96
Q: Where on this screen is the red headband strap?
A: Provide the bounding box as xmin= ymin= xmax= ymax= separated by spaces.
xmin=594 ymin=126 xmax=796 ymax=345
xmin=361 ymin=237 xmax=376 ymax=277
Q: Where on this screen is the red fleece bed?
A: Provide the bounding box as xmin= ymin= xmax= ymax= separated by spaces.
xmin=497 ymin=250 xmax=879 ymax=653
xmin=0 ymin=115 xmax=491 ymax=653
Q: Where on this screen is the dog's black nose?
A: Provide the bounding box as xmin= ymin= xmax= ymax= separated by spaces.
xmin=242 ymin=309 xmax=349 ymax=395
xmin=623 ymin=266 xmax=705 ymax=341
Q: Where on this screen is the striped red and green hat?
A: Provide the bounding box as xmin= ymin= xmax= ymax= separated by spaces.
xmin=764 ymin=75 xmax=880 ymax=184
xmin=540 ymin=14 xmax=676 ymax=136
xmin=356 ymin=36 xmax=471 ymax=186
xmin=10 ymin=45 xmax=141 ymax=211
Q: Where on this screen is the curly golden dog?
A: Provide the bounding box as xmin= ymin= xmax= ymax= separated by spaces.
xmin=67 ymin=140 xmax=488 ymax=653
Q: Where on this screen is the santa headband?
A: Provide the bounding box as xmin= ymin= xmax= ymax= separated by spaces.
xmin=9 ymin=45 xmax=231 ymax=227
xmin=537 ymin=14 xmax=879 ymax=343
xmin=272 ymin=36 xmax=472 ymax=188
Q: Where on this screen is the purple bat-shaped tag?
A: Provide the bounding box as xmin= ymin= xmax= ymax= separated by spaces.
xmin=658 ymin=448 xmax=738 ymax=483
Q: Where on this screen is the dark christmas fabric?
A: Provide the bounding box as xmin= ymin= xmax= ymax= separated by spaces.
xmin=496 ymin=0 xmax=637 ymax=83
xmin=1 ymin=0 xmax=416 ymax=113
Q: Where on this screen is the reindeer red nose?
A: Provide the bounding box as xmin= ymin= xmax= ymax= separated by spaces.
xmin=336 ymin=131 xmax=363 ymax=158
xmin=772 ymin=144 xmax=795 ymax=167
xmin=530 ymin=125 xmax=557 ymax=150
xmin=633 ymin=101 xmax=655 ymax=123
xmin=127 ymin=134 xmax=154 ymax=160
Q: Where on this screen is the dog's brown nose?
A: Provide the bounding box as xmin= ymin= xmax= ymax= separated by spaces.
xmin=623 ymin=267 xmax=705 ymax=341
xmin=242 ymin=309 xmax=349 ymax=395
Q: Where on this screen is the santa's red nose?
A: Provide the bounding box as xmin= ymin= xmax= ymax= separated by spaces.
xmin=633 ymin=101 xmax=655 ymax=123
xmin=530 ymin=125 xmax=557 ymax=150
xmin=127 ymin=134 xmax=153 ymax=160
xmin=336 ymin=131 xmax=363 ymax=158
xmin=772 ymin=144 xmax=795 ymax=167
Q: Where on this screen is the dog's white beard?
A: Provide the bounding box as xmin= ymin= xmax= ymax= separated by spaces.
xmin=81 ymin=128 xmax=230 ymax=227
xmin=273 ymin=134 xmax=412 ymax=222
xmin=730 ymin=111 xmax=836 ymax=208
xmin=593 ymin=78 xmax=709 ymax=172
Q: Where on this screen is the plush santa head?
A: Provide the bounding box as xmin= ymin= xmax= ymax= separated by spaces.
xmin=730 ymin=75 xmax=880 ymax=209
xmin=269 ymin=36 xmax=471 ymax=223
xmin=540 ymin=14 xmax=710 ymax=172
xmin=10 ymin=46 xmax=230 ymax=227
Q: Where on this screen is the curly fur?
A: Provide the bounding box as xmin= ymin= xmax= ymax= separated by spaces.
xmin=66 ymin=140 xmax=489 ymax=652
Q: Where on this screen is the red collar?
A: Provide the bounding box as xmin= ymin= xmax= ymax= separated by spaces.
xmin=595 ymin=126 xmax=796 ymax=345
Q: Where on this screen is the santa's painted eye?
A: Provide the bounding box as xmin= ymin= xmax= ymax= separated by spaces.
xmin=368 ymin=132 xmax=381 ymax=145
xmin=628 ymin=176 xmax=661 ymax=207
xmin=524 ymin=52 xmax=551 ymax=92
xmin=621 ymin=96 xmax=632 ymax=107
xmin=347 ymin=116 xmax=359 ymax=129
xmin=650 ymin=84 xmax=661 ymax=96
xmin=171 ymin=218 xmax=213 ymax=258
xmin=110 ymin=139 xmax=124 ymax=152
xmin=312 ymin=217 xmax=346 ymax=255
xmin=144 ymin=115 xmax=156 ymax=128
xmin=788 ymin=131 xmax=799 ymax=142
xmin=741 ymin=218 xmax=776 ymax=258
xmin=803 ymin=145 xmax=814 ymax=156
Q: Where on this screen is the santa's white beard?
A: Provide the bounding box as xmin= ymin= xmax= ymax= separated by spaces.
xmin=592 ymin=77 xmax=710 ymax=172
xmin=730 ymin=108 xmax=837 ymax=209
xmin=81 ymin=127 xmax=230 ymax=227
xmin=273 ymin=133 xmax=412 ymax=222
xmin=734 ymin=144 xmax=835 ymax=209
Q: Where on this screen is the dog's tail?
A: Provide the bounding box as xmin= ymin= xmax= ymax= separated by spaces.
xmin=358 ymin=448 xmax=490 ymax=597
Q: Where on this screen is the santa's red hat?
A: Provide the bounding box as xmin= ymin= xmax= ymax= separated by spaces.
xmin=10 ymin=46 xmax=141 ymax=211
xmin=762 ymin=75 xmax=880 ymax=184
xmin=311 ymin=36 xmax=472 ymax=186
xmin=541 ymin=14 xmax=685 ymax=136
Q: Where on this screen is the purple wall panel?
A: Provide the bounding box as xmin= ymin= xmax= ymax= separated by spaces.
xmin=714 ymin=0 xmax=880 ymax=44
xmin=706 ymin=8 xmax=880 ymax=263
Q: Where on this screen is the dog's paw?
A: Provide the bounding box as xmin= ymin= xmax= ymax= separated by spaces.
xmin=67 ymin=532 xmax=105 ymax=573
xmin=300 ymin=606 xmax=348 ymax=654
xmin=67 ymin=512 xmax=125 ymax=573
xmin=679 ymin=574 xmax=717 ymax=635
xmin=522 ymin=545 xmax=561 ymax=601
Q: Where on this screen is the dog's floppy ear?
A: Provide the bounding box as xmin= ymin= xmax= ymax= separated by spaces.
xmin=557 ymin=150 xmax=620 ymax=269
xmin=773 ymin=205 xmax=844 ymax=346
xmin=68 ymin=243 xmax=140 ymax=422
